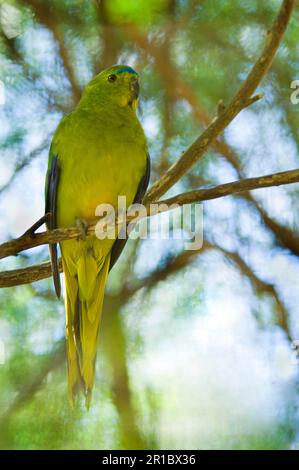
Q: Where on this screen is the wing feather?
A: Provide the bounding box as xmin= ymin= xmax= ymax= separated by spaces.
xmin=109 ymin=153 xmax=151 ymax=270
xmin=45 ymin=154 xmax=61 ymax=298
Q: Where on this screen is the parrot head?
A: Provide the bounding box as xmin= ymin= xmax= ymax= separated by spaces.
xmin=81 ymin=65 xmax=140 ymax=111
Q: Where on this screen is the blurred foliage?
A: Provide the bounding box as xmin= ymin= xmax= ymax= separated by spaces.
xmin=0 ymin=0 xmax=299 ymax=450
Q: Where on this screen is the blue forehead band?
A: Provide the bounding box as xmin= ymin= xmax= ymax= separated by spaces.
xmin=115 ymin=67 xmax=138 ymax=76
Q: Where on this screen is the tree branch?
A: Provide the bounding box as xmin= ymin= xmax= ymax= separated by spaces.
xmin=244 ymin=195 xmax=299 ymax=257
xmin=0 ymin=237 xmax=206 ymax=289
xmin=0 ymin=0 xmax=296 ymax=291
xmin=159 ymin=168 xmax=299 ymax=207
xmin=126 ymin=12 xmax=299 ymax=259
xmin=143 ymin=0 xmax=295 ymax=203
xmin=0 ymin=260 xmax=62 ymax=288
xmin=206 ymin=243 xmax=292 ymax=341
xmin=0 ymin=168 xmax=298 ymax=274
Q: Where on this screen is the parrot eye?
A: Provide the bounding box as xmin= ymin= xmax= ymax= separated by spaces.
xmin=108 ymin=74 xmax=117 ymax=83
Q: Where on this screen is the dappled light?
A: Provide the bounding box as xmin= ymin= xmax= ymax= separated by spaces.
xmin=0 ymin=0 xmax=298 ymax=450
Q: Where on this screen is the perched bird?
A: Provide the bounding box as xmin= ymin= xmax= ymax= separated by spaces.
xmin=45 ymin=65 xmax=150 ymax=407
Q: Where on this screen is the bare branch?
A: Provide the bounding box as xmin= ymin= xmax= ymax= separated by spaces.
xmin=0 ymin=168 xmax=298 ymax=280
xmin=127 ymin=16 xmax=299 ymax=258
xmin=244 ymin=196 xmax=299 ymax=257
xmin=143 ymin=0 xmax=295 ymax=203
xmin=0 ymin=260 xmax=62 ymax=288
xmin=0 ymin=0 xmax=296 ymax=291
xmin=207 ymin=243 xmax=292 ymax=341
xmin=0 ymin=239 xmax=206 ymax=289
xmin=160 ymin=168 xmax=299 ymax=207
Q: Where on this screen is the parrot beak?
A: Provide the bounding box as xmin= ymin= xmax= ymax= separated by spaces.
xmin=129 ymin=76 xmax=139 ymax=107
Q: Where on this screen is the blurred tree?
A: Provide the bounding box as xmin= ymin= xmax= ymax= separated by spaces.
xmin=0 ymin=0 xmax=298 ymax=450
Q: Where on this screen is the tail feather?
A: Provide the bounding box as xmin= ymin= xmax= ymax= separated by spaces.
xmin=66 ymin=295 xmax=82 ymax=404
xmin=62 ymin=247 xmax=110 ymax=407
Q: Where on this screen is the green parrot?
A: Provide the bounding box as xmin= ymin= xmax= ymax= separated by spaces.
xmin=45 ymin=65 xmax=150 ymax=407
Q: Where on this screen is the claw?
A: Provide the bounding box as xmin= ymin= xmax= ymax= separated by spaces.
xmin=76 ymin=218 xmax=89 ymax=241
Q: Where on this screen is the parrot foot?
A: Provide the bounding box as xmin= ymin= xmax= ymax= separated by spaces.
xmin=76 ymin=218 xmax=89 ymax=241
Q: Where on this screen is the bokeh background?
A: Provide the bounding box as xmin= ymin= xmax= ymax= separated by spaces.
xmin=0 ymin=0 xmax=299 ymax=450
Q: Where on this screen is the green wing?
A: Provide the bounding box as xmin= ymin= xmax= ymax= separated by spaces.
xmin=109 ymin=153 xmax=151 ymax=270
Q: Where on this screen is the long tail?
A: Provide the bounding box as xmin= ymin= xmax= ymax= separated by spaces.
xmin=62 ymin=243 xmax=110 ymax=408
